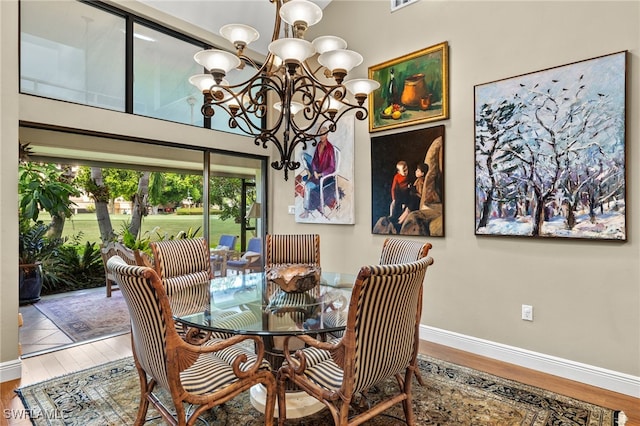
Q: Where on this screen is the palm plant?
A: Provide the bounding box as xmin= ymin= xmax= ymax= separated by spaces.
xmin=18 ymin=220 xmax=64 ymax=303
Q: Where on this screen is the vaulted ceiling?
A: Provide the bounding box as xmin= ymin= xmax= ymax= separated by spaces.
xmin=139 ymin=0 xmax=331 ymax=55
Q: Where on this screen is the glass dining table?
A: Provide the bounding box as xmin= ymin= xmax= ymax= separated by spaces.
xmin=173 ymin=270 xmax=356 ymax=418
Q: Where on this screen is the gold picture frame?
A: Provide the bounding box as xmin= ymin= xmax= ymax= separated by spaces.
xmin=368 ymin=42 xmax=449 ymax=132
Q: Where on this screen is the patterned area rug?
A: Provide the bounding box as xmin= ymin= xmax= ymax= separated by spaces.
xmin=16 ymin=355 xmax=623 ymax=425
xmin=34 ymin=289 xmax=130 ymax=342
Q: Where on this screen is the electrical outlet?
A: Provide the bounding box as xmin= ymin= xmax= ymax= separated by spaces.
xmin=521 ymin=304 xmax=533 ymax=321
xmin=288 ymin=205 xmax=295 ymax=215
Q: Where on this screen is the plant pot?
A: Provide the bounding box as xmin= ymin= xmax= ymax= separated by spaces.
xmin=19 ymin=262 xmax=42 ymax=305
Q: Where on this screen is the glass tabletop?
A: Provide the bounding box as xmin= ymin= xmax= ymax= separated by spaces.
xmin=175 ymin=271 xmax=355 ymax=337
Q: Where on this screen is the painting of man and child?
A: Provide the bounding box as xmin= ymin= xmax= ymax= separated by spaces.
xmin=371 ymin=125 xmax=444 ymax=236
xmin=294 ymin=118 xmax=355 ymax=224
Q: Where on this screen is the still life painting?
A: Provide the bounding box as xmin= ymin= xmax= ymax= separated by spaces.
xmin=369 ymin=42 xmax=448 ymax=132
xmin=474 ymin=51 xmax=626 ymax=240
xmin=294 ymin=117 xmax=355 ymax=224
xmin=371 ymin=126 xmax=444 ymax=236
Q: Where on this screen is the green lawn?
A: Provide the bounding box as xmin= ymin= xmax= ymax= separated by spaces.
xmin=45 ymin=213 xmax=243 ymax=250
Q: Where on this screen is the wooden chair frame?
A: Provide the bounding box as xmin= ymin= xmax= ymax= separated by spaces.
xmin=100 ymin=241 xmax=140 ymax=297
xmin=277 ymin=257 xmax=434 ymax=426
xmin=108 ymin=256 xmax=276 ymax=426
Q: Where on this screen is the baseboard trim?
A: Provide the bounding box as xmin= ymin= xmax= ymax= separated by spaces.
xmin=0 ymin=358 xmax=22 ymax=383
xmin=420 ymin=325 xmax=640 ymax=398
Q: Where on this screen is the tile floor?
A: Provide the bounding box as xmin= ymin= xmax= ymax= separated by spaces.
xmin=19 ymin=303 xmax=72 ymax=356
xmin=18 ymin=289 xmax=109 ymax=357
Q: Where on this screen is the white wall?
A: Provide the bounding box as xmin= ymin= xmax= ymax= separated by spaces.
xmin=271 ymin=0 xmax=640 ymax=381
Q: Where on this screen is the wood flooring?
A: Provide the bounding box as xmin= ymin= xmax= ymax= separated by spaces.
xmin=2 ymin=336 xmax=638 ymax=425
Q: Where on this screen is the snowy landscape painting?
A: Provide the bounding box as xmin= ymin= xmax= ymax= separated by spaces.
xmin=474 ymin=51 xmax=626 ymax=240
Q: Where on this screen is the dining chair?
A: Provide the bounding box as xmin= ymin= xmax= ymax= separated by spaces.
xmin=150 ymin=237 xmax=211 ymax=317
xmin=226 ymin=237 xmax=263 ymax=275
xmin=100 ymin=241 xmax=141 ymax=297
xmin=378 ymin=237 xmax=431 ymax=386
xmin=277 ymin=256 xmax=434 ymax=426
xmin=265 ymin=234 xmax=320 ymax=268
xmin=107 ymin=255 xmax=276 ymax=426
xmin=379 ymin=237 xmax=432 ymax=265
xmin=326 ymin=238 xmax=432 ymax=340
xmin=265 ymin=234 xmax=321 ymax=297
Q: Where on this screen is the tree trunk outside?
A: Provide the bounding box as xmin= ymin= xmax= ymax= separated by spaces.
xmin=91 ymin=167 xmax=115 ymax=242
xmin=48 ymin=213 xmax=66 ymax=240
xmin=47 ymin=164 xmax=76 ymax=240
xmin=129 ymin=171 xmax=150 ymax=238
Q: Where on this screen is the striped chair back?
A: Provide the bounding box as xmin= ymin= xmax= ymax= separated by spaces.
xmin=107 ymin=256 xmax=171 ymax=391
xmin=151 ymin=238 xmax=211 ymax=280
xmin=379 ymin=237 xmax=431 ymax=264
xmin=265 ymin=234 xmax=320 ymax=297
xmin=150 ymin=238 xmax=211 ymax=316
xmin=265 ymin=234 xmax=320 ymax=268
xmin=347 ymin=256 xmax=433 ymax=394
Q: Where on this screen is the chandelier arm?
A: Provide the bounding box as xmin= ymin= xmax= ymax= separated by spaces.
xmin=207 ymin=75 xmax=284 ymax=136
xmin=302 ymin=59 xmax=330 ymax=80
xmin=271 ymin=0 xmax=284 ymax=43
xmin=296 ymin=60 xmax=332 ymax=88
xmin=237 ymin=54 xmax=261 ymax=71
xmin=193 ymin=0 xmax=374 ymax=180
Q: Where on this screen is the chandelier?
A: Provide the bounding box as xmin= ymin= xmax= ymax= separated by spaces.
xmin=189 ymin=0 xmax=379 ymax=180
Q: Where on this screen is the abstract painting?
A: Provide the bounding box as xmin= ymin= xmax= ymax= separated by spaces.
xmin=294 ymin=117 xmax=355 ymax=224
xmin=371 ymin=125 xmax=444 ymax=236
xmin=475 ymin=51 xmax=626 ymax=240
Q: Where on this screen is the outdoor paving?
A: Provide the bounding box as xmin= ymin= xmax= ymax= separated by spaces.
xmin=18 ymin=292 xmax=88 ymax=357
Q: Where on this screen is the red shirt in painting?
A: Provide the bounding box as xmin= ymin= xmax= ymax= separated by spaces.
xmin=309 ymin=140 xmax=336 ymax=184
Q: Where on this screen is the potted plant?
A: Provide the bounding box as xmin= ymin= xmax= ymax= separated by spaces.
xmin=18 ymin=144 xmax=79 ymax=303
xmin=18 ymin=220 xmax=61 ymax=304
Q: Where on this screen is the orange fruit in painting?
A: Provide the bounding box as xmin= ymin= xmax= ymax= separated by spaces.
xmin=392 ymin=110 xmax=401 ymax=119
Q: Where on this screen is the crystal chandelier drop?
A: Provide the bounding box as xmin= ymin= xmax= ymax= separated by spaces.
xmin=189 ymin=0 xmax=379 ymax=180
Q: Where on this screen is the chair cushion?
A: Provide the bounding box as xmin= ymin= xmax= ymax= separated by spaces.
xmin=243 ymin=251 xmax=260 ymax=260
xmin=180 ymin=339 xmax=269 ymax=395
xmin=226 ymin=259 xmax=248 ymax=268
xmin=301 ymin=357 xmax=344 ymax=392
xmin=212 ymin=338 xmax=271 ymax=371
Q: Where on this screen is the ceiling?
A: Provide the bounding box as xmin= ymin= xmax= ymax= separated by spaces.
xmin=138 ymin=0 xmax=332 ymax=55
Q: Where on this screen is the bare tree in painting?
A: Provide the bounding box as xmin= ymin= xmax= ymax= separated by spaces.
xmin=475 ymin=53 xmax=625 ymax=239
xmin=516 ymin=75 xmax=620 ymax=236
xmin=474 ymin=100 xmax=519 ymax=229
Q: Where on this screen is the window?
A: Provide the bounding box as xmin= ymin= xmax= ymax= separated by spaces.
xmin=20 ymin=1 xmax=126 ymax=110
xmin=21 ymin=0 xmax=263 ymax=134
xmin=133 ymin=23 xmax=204 ymax=126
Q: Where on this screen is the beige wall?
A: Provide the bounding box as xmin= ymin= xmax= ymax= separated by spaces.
xmin=0 ymin=0 xmax=20 ymax=368
xmin=272 ymin=0 xmax=640 ymax=377
xmin=1 ymin=0 xmax=639 ymax=388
